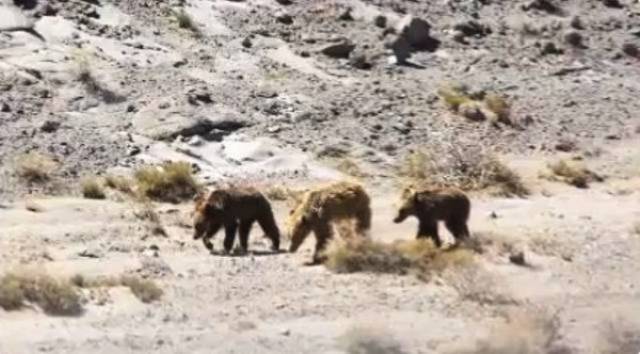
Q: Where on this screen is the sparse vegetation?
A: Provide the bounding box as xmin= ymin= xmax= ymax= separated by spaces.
xmin=335 ymin=158 xmax=366 ymax=178
xmin=119 ymin=276 xmax=163 ymax=303
xmin=437 ymin=83 xmax=473 ymax=112
xmin=437 ymin=84 xmax=513 ymax=125
xmin=134 ymin=161 xmax=200 ymax=203
xmin=104 ymin=175 xmax=134 ymax=194
xmin=325 ymin=238 xmax=474 ymax=281
xmin=484 ymin=93 xmax=511 ymax=124
xmin=399 ymin=148 xmax=529 ymax=197
xmin=15 ymin=151 xmax=58 ymax=182
xmin=135 ymin=202 xmax=167 ymax=237
xmin=339 ymin=326 xmax=407 ymax=354
xmin=81 ymin=177 xmax=106 ymax=199
xmin=72 ymin=49 xmax=124 ymax=104
xmin=597 ymin=319 xmax=640 ymax=354
xmin=633 ymin=222 xmax=640 ymax=236
xmin=264 ymin=185 xmax=295 ymax=201
xmin=0 ymin=272 xmax=83 ymax=316
xmin=173 ymin=9 xmax=200 ymax=34
xmin=547 ymin=159 xmax=603 ymax=188
xmin=72 ymin=274 xmax=163 ymax=304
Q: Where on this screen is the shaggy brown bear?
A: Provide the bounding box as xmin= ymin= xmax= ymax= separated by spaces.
xmin=193 ymin=187 xmax=280 ymax=254
xmin=288 ymin=181 xmax=371 ymax=264
xmin=394 ymin=186 xmax=471 ymax=247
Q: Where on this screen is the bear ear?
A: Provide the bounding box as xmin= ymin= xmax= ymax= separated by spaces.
xmin=206 ymin=191 xmax=226 ymax=211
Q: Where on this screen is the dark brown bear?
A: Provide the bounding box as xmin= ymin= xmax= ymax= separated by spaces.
xmin=393 ymin=186 xmax=471 ymax=247
xmin=193 ymin=187 xmax=280 ymax=254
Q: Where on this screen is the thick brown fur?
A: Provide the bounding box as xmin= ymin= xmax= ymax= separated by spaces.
xmin=394 ymin=186 xmax=471 ymax=247
xmin=193 ymin=187 xmax=280 ymax=254
xmin=288 ymin=181 xmax=371 ymax=264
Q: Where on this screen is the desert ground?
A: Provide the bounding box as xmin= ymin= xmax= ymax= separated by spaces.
xmin=1 ymin=0 xmax=640 ymax=353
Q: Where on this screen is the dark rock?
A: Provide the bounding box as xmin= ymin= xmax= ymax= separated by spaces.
xmin=187 ymin=88 xmax=213 ymax=105
xmin=395 ymin=16 xmax=440 ymax=51
xmin=555 ymin=140 xmax=575 ymax=152
xmin=569 ymin=16 xmax=584 ymax=30
xmin=321 ymin=41 xmax=356 ymax=59
xmin=275 ymin=12 xmax=293 ymax=25
xmin=564 ymin=30 xmax=586 ymax=48
xmin=622 ymin=42 xmax=639 ymax=58
xmin=509 ymin=251 xmax=527 ymax=266
xmin=40 ymin=120 xmax=61 ymax=133
xmin=275 ymin=0 xmax=292 ymax=4
xmin=374 ymin=15 xmax=387 ymax=28
xmin=540 ymin=41 xmax=563 ymax=55
xmin=338 ymin=8 xmax=353 ymax=21
xmin=241 ymin=36 xmax=252 ymax=48
xmin=0 ymin=102 xmax=10 ymax=112
xmin=523 ymin=0 xmax=563 ymax=15
xmin=601 ymin=0 xmax=623 ymax=8
xmin=453 ymin=20 xmax=491 ymax=38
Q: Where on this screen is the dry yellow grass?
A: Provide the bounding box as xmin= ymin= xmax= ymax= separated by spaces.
xmin=483 ymin=93 xmax=511 ymax=125
xmin=134 ymin=161 xmax=200 ymax=202
xmin=0 ymin=272 xmax=82 ymax=315
xmin=104 ymin=174 xmax=134 ymax=194
xmin=71 ymin=274 xmax=163 ymax=303
xmin=399 ymin=149 xmax=528 ymax=197
xmin=437 ymin=84 xmax=472 ymax=112
xmin=15 ymin=152 xmax=58 ymax=182
xmin=547 ymin=159 xmax=603 ymax=188
xmin=335 ymin=158 xmax=366 ymax=178
xmin=81 ymin=177 xmax=106 ymax=199
xmin=325 ymin=238 xmax=474 ymax=281
xmin=134 ymin=202 xmax=167 ymax=237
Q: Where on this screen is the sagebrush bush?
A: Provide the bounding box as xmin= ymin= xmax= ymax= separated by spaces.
xmin=0 ymin=272 xmax=82 ymax=316
xmin=72 ymin=274 xmax=162 ymax=304
xmin=104 ymin=175 xmax=133 ymax=194
xmin=134 ymin=161 xmax=200 ymax=202
xmin=399 ymin=148 xmax=528 ymax=197
xmin=325 ymin=239 xmax=474 ymax=281
xmin=547 ymin=159 xmax=602 ymax=188
xmin=173 ymin=9 xmax=200 ymax=34
xmin=81 ymin=177 xmax=106 ymax=199
xmin=15 ymin=152 xmax=58 ymax=182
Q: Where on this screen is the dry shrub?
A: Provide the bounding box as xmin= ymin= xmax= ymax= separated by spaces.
xmin=448 ymin=310 xmax=568 ymax=354
xmin=437 ymin=84 xmax=473 ymax=112
xmin=400 ymin=147 xmax=528 ymax=197
xmin=135 ymin=202 xmax=167 ymax=237
xmin=119 ymin=276 xmax=163 ymax=303
xmin=325 ymin=238 xmax=474 ymax=281
xmin=339 ymin=326 xmax=407 ymax=354
xmin=633 ymin=222 xmax=640 ymax=236
xmin=15 ymin=152 xmax=58 ymax=182
xmin=438 ymin=84 xmax=512 ymax=125
xmin=546 ymin=159 xmax=603 ymax=188
xmin=73 ymin=274 xmax=162 ymax=304
xmin=104 ymin=175 xmax=133 ymax=194
xmin=0 ymin=272 xmax=82 ymax=316
xmin=264 ymin=185 xmax=295 ymax=201
xmin=24 ymin=199 xmax=44 ymax=213
xmin=484 ymin=93 xmax=511 ymax=125
xmin=134 ymin=161 xmax=200 ymax=203
xmin=173 ymin=9 xmax=200 ymax=34
xmin=81 ymin=177 xmax=106 ymax=199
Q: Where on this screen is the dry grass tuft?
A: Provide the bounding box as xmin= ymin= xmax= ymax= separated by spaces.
xmin=437 ymin=84 xmax=512 ymax=125
xmin=547 ymin=159 xmax=603 ymax=188
xmin=264 ymin=185 xmax=296 ymax=201
xmin=119 ymin=276 xmax=163 ymax=303
xmin=134 ymin=161 xmax=200 ymax=203
xmin=15 ymin=152 xmax=58 ymax=182
xmin=335 ymin=158 xmax=366 ymax=178
xmin=437 ymin=84 xmax=473 ymax=112
xmin=0 ymin=272 xmax=83 ymax=316
xmin=484 ymin=93 xmax=511 ymax=125
xmin=72 ymin=274 xmax=163 ymax=304
xmin=399 ymin=148 xmax=528 ymax=197
xmin=339 ymin=326 xmax=407 ymax=354
xmin=173 ymin=9 xmax=200 ymax=35
xmin=81 ymin=177 xmax=106 ymax=200
xmin=325 ymin=238 xmax=474 ymax=281
xmin=104 ymin=175 xmax=134 ymax=194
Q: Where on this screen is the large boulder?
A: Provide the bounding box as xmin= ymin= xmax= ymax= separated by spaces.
xmin=389 ymin=15 xmax=440 ymax=63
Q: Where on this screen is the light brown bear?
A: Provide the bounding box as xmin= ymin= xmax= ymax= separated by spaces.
xmin=193 ymin=187 xmax=280 ymax=254
xmin=393 ymin=186 xmax=471 ymax=247
xmin=288 ymin=181 xmax=371 ymax=264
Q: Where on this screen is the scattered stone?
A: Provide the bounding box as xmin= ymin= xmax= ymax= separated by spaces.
xmin=275 ymin=12 xmax=293 ymax=25
xmin=338 ymin=8 xmax=353 ymax=21
xmin=187 ymin=88 xmax=213 ymax=105
xmin=453 ymin=20 xmax=491 ymax=40
xmin=523 ymin=0 xmax=563 ymax=15
xmin=1 ymin=102 xmax=10 ymax=113
xmin=241 ymin=36 xmax=253 ymax=48
xmin=374 ymin=15 xmax=387 ymax=28
xmin=509 ymin=251 xmax=527 ymax=266
xmin=555 ymin=140 xmax=576 ymax=152
xmin=40 ymin=120 xmax=61 ymax=133
xmin=78 ymin=249 xmax=103 ymax=259
xmin=321 ymin=40 xmax=356 ymax=59
xmin=395 ymin=16 xmax=440 ymax=52
xmin=601 ymin=0 xmax=623 ymax=8
xmin=275 ymin=0 xmax=292 ymax=4
xmin=564 ymin=30 xmax=586 ymax=48
xmin=540 ymin=41 xmax=563 ymax=55
xmin=570 ymin=16 xmax=584 ymax=30
xmin=622 ymin=42 xmax=639 ymax=58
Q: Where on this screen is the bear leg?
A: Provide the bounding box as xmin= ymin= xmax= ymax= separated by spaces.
xmin=238 ymin=219 xmax=253 ymax=254
xmin=223 ymin=220 xmax=238 ymax=253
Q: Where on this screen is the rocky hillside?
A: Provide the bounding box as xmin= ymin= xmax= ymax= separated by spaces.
xmin=1 ymin=0 xmax=639 ymax=199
